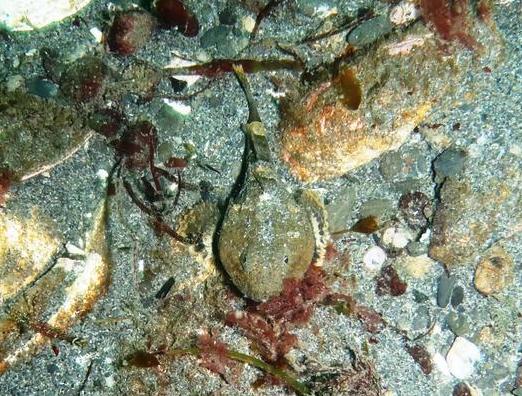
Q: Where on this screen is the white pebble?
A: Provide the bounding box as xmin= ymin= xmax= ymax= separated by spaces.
xmin=446 ymin=337 xmax=481 ymax=379
xmin=89 ymin=27 xmax=103 ymax=43
xmin=389 ymin=1 xmax=420 ymax=26
xmin=382 ymin=226 xmax=412 ymax=249
xmin=363 ymin=246 xmax=387 ymax=271
xmin=163 ymin=98 xmax=191 ymax=116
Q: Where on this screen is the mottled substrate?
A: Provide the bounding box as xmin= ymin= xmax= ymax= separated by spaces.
xmin=0 ymin=1 xmax=520 ymax=395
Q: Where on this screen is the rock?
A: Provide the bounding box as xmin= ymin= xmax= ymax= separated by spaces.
xmin=398 ymin=191 xmax=432 ymax=231
xmin=0 ymin=0 xmax=93 ymax=31
xmin=474 ymin=245 xmax=514 ymax=296
xmin=26 ymin=78 xmax=58 ymax=98
xmin=378 ymin=225 xmax=414 ymax=251
xmin=429 ymin=169 xmax=521 ymax=266
xmin=451 ymin=285 xmax=465 ymax=307
xmin=347 ymin=15 xmax=393 ymax=47
xmin=279 ymin=23 xmax=464 ymax=183
xmin=433 ymin=148 xmax=467 ymax=182
xmin=107 ymin=10 xmax=156 ymax=56
xmin=379 ymin=147 xmax=429 ymax=182
xmin=399 ymin=254 xmax=435 ymax=278
xmin=0 ymin=88 xmax=90 ymax=180
xmin=359 ymin=198 xmax=395 ymax=222
xmin=453 ymin=382 xmax=481 ymax=396
xmin=200 ymin=25 xmax=232 ymax=49
xmin=447 ymin=312 xmax=469 ymax=336
xmin=406 ymin=240 xmax=428 ymax=256
xmin=154 ymin=0 xmax=199 ymax=37
xmin=326 ymin=186 xmax=356 ymax=233
xmin=375 ymin=265 xmax=407 ymax=296
xmin=446 ymin=337 xmax=481 ymax=380
xmin=437 ymin=272 xmax=455 ymax=308
xmin=363 ymin=246 xmax=387 ymax=272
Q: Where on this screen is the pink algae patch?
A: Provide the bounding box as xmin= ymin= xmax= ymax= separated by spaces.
xmin=420 ymin=0 xmax=479 ymax=49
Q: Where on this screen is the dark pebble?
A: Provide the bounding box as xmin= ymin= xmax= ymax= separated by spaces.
xmin=437 ymin=272 xmax=455 ymax=308
xmin=375 ymin=265 xmax=407 ymax=296
xmin=433 ymin=148 xmax=466 ymax=181
xmin=406 ymin=344 xmax=432 ymax=375
xmin=200 ymin=25 xmax=232 ymax=49
xmin=108 ymin=10 xmax=156 ymax=56
xmin=451 ymin=285 xmax=464 ymax=307
xmin=218 ymin=7 xmax=237 ymax=25
xmin=413 ymin=289 xmax=429 ymax=303
xmin=26 ymin=78 xmax=58 ymax=98
xmin=347 ymin=15 xmax=393 ymax=47
xmin=453 ymin=382 xmax=472 ymax=396
xmin=399 ymin=191 xmax=431 ymax=230
xmin=447 ymin=312 xmax=469 ymax=336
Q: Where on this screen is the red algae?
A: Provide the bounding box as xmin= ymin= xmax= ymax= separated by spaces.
xmin=196 ymin=333 xmax=236 ymax=375
xmin=420 ymin=0 xmax=478 ymax=49
xmin=0 ymin=169 xmax=13 ymax=207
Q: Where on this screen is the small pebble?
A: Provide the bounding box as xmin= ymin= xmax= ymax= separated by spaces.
xmin=375 ymin=265 xmax=407 ymax=296
xmin=381 ymin=226 xmax=413 ymax=249
xmin=347 ymin=15 xmax=393 ymax=47
xmin=400 ymin=254 xmax=434 ymax=278
xmin=399 ymin=191 xmax=431 ymax=230
xmin=406 ymin=240 xmax=427 ymax=256
xmin=437 ymin=272 xmax=455 ymax=308
xmin=453 ymin=382 xmax=480 ymax=396
xmin=413 ymin=289 xmax=429 ymax=303
xmin=451 ymin=285 xmax=464 ymax=307
xmin=363 ymin=246 xmax=387 ymax=271
xmin=433 ymin=148 xmax=466 ymax=181
xmin=26 ymin=78 xmax=58 ymax=98
xmin=446 ymin=337 xmax=481 ymax=379
xmin=474 ymin=245 xmax=514 ymax=296
xmin=200 ymin=25 xmax=232 ymax=49
xmin=107 ymin=10 xmax=156 ymax=55
xmin=447 ymin=312 xmax=469 ymax=336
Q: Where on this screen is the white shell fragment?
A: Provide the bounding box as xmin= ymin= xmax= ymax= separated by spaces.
xmin=389 ymin=1 xmax=420 ymax=26
xmin=0 ymin=0 xmax=93 ymax=31
xmin=363 ymin=246 xmax=387 ymax=271
xmin=446 ymin=337 xmax=481 ymax=379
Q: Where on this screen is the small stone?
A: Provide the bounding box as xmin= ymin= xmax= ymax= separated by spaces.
xmin=326 ymin=186 xmax=356 ymax=234
xmin=406 ymin=344 xmax=432 ymax=374
xmin=347 ymin=15 xmax=393 ymax=47
xmin=154 ymin=0 xmax=199 ymax=37
xmin=359 ymin=198 xmax=395 ymax=222
xmin=200 ymin=25 xmax=232 ymax=49
xmin=446 ymin=337 xmax=481 ymax=380
xmin=474 ymin=245 xmax=514 ymax=296
xmin=375 ymin=265 xmax=407 ymax=296
xmin=107 ymin=10 xmax=156 ymax=55
xmin=380 ymin=226 xmax=413 ymax=250
xmin=433 ymin=148 xmax=466 ymax=182
xmin=218 ymin=7 xmax=237 ymax=25
xmin=398 ymin=191 xmax=432 ymax=230
xmin=413 ymin=289 xmax=429 ymax=303
xmin=453 ymin=382 xmax=480 ymax=396
xmin=400 ymin=254 xmax=434 ymax=278
xmin=451 ymin=285 xmax=464 ymax=307
xmin=447 ymin=312 xmax=469 ymax=336
xmin=406 ymin=241 xmax=428 ymax=256
xmin=26 ymin=78 xmax=58 ymax=98
xmin=437 ymin=272 xmax=455 ymax=308
xmin=363 ymin=246 xmax=387 ymax=272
